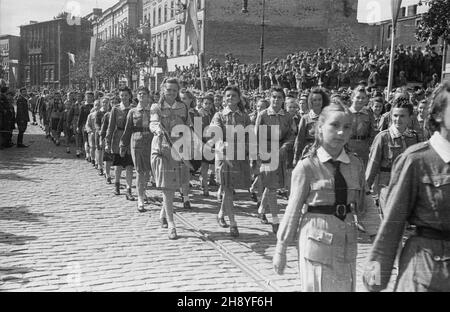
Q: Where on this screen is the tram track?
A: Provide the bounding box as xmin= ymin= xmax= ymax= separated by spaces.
xmin=173 ymin=209 xmax=283 ymax=292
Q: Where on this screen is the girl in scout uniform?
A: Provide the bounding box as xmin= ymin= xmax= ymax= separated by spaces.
xmin=365 ymin=96 xmax=419 ymax=216
xmin=348 ymin=85 xmax=377 ymax=165
xmin=69 ymin=92 xmax=83 ymax=158
xmin=255 ymin=87 xmax=295 ymax=234
xmin=85 ymin=100 xmax=101 ymax=168
xmin=363 ymin=82 xmax=450 ymax=292
xmin=95 ymin=97 xmax=110 ymax=176
xmin=50 ymin=93 xmax=64 ymax=146
xmin=150 ymin=78 xmax=191 ymax=240
xmin=370 ymin=96 xmax=385 ymax=135
xmin=249 ymin=99 xmax=269 ymax=206
xmin=198 ymin=93 xmax=216 ymax=197
xmin=100 ymin=96 xmax=113 ymax=184
xmin=120 ymin=87 xmax=154 ymax=213
xmin=210 ymin=85 xmax=252 ymax=237
xmin=416 ymin=99 xmax=431 ymax=141
xmin=293 ymin=87 xmax=330 ymax=166
xmin=57 ymin=100 xmax=73 ymax=153
xmin=105 ymin=87 xmax=135 ymax=201
xmin=273 ymin=98 xmax=380 ymax=292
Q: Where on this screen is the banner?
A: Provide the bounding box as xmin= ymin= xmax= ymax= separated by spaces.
xmin=89 ymin=36 xmax=97 ymax=79
xmin=68 ymin=52 xmax=75 ymax=65
xmin=185 ymin=0 xmax=200 ymax=55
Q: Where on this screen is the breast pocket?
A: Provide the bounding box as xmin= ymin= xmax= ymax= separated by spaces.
xmin=420 ymin=174 xmax=450 ymax=205
xmin=386 ymin=144 xmax=402 ymax=162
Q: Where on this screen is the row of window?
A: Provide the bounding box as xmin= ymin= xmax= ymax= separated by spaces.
xmin=25 ymin=68 xmax=54 ymax=82
xmin=386 ymin=18 xmax=421 ymax=40
xmin=151 ymin=28 xmax=182 ymax=57
xmin=143 ymin=0 xmax=202 ymax=27
xmin=97 ymin=18 xmax=128 ymax=40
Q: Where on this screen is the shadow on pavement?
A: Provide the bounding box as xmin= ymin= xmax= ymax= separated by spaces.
xmin=0 ymin=205 xmax=46 ymax=223
xmin=0 ymin=231 xmax=38 ymax=245
xmin=0 ymin=172 xmax=41 ymax=182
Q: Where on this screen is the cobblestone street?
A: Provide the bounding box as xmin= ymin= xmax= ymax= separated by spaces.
xmin=0 ymin=125 xmax=395 ymax=292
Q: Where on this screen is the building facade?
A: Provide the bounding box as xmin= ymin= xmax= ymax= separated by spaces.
xmin=92 ymin=0 xmax=143 ymax=40
xmin=0 ymin=35 xmax=21 ymax=90
xmin=19 ymin=16 xmax=92 ymax=89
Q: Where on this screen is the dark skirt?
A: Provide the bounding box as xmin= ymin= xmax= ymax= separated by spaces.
xmin=103 ymin=151 xmax=114 ymax=162
xmin=50 ymin=118 xmax=60 ymax=131
xmin=112 ymin=153 xmax=134 ymax=168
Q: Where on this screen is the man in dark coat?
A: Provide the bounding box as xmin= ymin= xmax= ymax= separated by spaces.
xmin=15 ymin=87 xmax=30 ymax=147
xmin=0 ymin=79 xmax=16 ymax=148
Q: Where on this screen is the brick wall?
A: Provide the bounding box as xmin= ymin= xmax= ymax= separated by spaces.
xmin=204 ymin=21 xmax=328 ymax=63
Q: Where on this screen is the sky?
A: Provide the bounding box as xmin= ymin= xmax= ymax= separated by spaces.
xmin=0 ymin=0 xmax=118 ymax=35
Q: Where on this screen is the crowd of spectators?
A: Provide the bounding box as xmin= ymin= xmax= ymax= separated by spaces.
xmin=169 ymin=44 xmax=443 ymax=92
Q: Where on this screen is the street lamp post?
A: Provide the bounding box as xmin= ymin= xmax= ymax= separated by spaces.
xmin=242 ymin=0 xmax=266 ymax=92
xmin=387 ymin=0 xmax=402 ymax=101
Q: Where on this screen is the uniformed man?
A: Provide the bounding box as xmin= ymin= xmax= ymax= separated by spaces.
xmin=15 ymin=87 xmax=30 ymax=147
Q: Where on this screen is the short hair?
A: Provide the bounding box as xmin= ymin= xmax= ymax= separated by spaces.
xmin=20 ymin=87 xmax=27 ymax=92
xmin=137 ymin=86 xmax=150 ymax=95
xmin=391 ymin=94 xmax=414 ymax=116
xmin=428 ymin=81 xmax=450 ymax=132
xmin=270 ymin=86 xmax=286 ymax=99
xmin=118 ymin=86 xmax=132 ymax=97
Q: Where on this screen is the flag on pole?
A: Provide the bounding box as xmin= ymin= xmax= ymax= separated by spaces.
xmin=185 ymin=0 xmax=200 ymax=55
xmin=390 ymin=0 xmax=402 ymax=25
xmin=89 ymin=36 xmax=97 ymax=79
xmin=68 ymin=52 xmax=75 ymax=65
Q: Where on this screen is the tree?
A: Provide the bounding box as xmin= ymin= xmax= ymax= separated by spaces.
xmin=416 ymin=0 xmax=450 ymax=43
xmin=94 ymin=24 xmax=151 ymax=89
xmin=69 ymin=49 xmax=90 ymax=88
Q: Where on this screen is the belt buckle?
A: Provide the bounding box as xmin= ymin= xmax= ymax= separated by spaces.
xmin=335 ymin=204 xmax=347 ymax=219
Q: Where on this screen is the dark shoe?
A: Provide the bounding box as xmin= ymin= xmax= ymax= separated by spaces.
xmin=106 ymin=177 xmax=112 ymax=184
xmin=208 ymin=177 xmax=217 ymax=187
xmin=137 ymin=203 xmax=146 ymax=213
xmin=114 ymin=183 xmax=120 ymax=195
xmin=160 ymin=217 xmax=168 ymax=229
xmin=76 ymin=151 xmax=81 ymax=158
xmin=272 ymin=223 xmax=279 ymax=234
xmin=258 ymin=213 xmax=269 ymax=224
xmin=251 ymin=192 xmax=258 ymax=202
xmin=230 ymin=226 xmax=239 ymax=237
xmin=98 ymin=169 xmax=104 ymax=176
xmin=203 ymin=190 xmax=209 ymax=197
xmin=16 ymin=143 xmax=28 ymax=148
xmin=183 ymin=201 xmax=192 ymax=209
xmin=126 ymin=189 xmax=135 ymax=201
xmin=217 ymin=216 xmax=229 ymax=228
xmin=168 ymin=228 xmax=178 ymax=240
xmin=66 ymin=147 xmax=70 ymax=153
xmin=55 ymin=140 xmax=60 ymax=146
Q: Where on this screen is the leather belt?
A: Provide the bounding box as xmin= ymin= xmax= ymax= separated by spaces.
xmin=351 ymin=135 xmax=368 ymax=140
xmin=416 ymin=226 xmax=450 ymax=241
xmin=132 ymin=127 xmax=150 ymax=133
xmin=380 ymin=167 xmax=391 ymax=172
xmin=308 ymin=204 xmax=352 ymax=221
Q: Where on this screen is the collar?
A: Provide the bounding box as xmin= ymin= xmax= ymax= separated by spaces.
xmin=222 ymin=106 xmax=242 ymax=116
xmin=349 ymin=106 xmax=368 ymax=114
xmin=389 ymin=124 xmax=416 ymax=138
xmin=317 ymin=146 xmax=350 ymax=164
xmin=429 ymin=132 xmax=450 ymax=163
xmin=267 ymin=107 xmax=285 ymax=116
xmin=308 ymin=110 xmax=319 ymax=119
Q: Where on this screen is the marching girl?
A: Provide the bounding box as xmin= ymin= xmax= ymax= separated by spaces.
xmin=210 ymin=85 xmax=252 ymax=237
xmin=293 ymin=87 xmax=330 ymax=166
xmin=120 ymin=87 xmax=154 ymax=213
xmin=255 ymin=86 xmax=295 ymax=234
xmin=95 ymin=97 xmax=110 ymax=176
xmin=249 ymin=99 xmax=269 ymax=205
xmin=50 ymin=93 xmax=64 ymax=146
xmin=150 ymin=78 xmax=191 ymax=240
xmin=416 ymin=99 xmax=431 ymax=141
xmin=370 ymin=96 xmax=385 ymax=135
xmin=85 ymin=100 xmax=101 ymax=168
xmin=348 ymin=85 xmax=377 ymax=165
xmin=105 ymin=86 xmax=135 ymax=201
xmin=78 ymin=91 xmax=95 ymax=162
xmin=99 ymin=96 xmax=113 ymax=184
xmin=179 ymin=88 xmax=199 ymax=207
xmin=68 ymin=92 xmax=84 ymax=157
xmin=273 ymin=98 xmax=380 ymax=291
xmin=198 ymin=93 xmax=216 ymax=197
xmin=57 ymin=99 xmax=73 ymax=153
